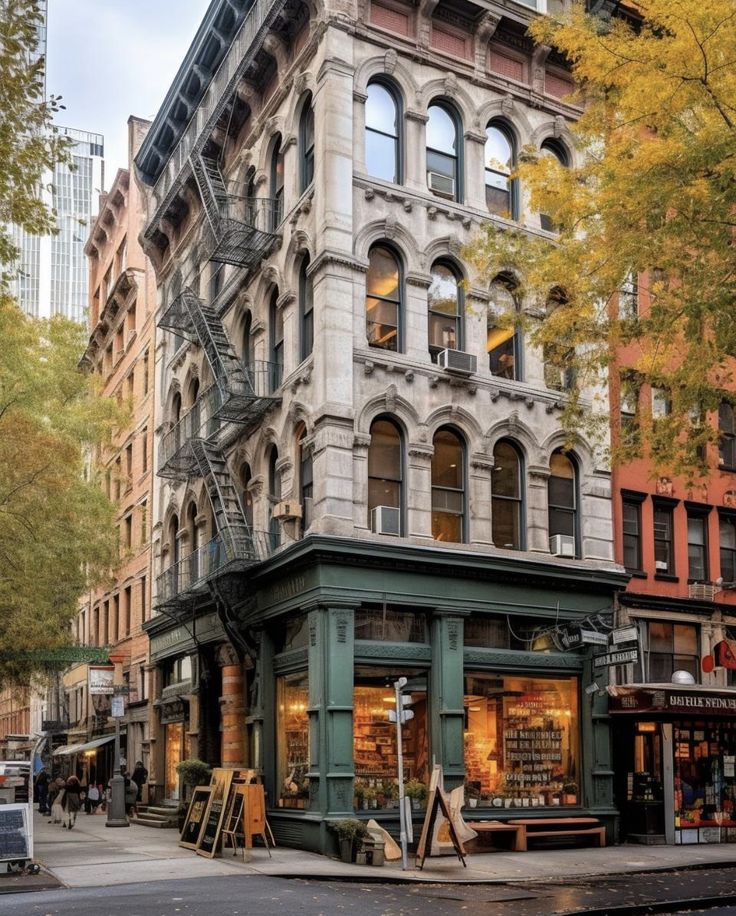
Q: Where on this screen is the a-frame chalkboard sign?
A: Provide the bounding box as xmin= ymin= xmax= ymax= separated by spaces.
xmin=415 ymin=767 xmax=467 ymax=870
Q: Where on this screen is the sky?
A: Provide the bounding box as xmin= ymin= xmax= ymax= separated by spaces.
xmin=46 ymin=0 xmax=209 ymax=186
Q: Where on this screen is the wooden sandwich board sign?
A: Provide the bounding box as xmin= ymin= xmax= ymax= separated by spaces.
xmin=222 ymin=784 xmax=272 ymax=862
xmin=415 ymin=766 xmax=467 ymax=870
xmin=196 ymin=768 xmax=235 ymax=858
xmin=179 ymin=786 xmax=213 ymax=850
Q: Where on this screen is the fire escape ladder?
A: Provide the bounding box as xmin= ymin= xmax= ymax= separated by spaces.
xmin=191 ymin=153 xmax=229 ymax=235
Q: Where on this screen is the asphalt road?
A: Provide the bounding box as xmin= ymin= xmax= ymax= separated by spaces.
xmin=4 ymin=869 xmax=736 ymax=916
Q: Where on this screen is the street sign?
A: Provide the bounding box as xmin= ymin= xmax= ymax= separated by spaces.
xmin=111 ymin=696 xmax=125 ymax=718
xmin=112 ymin=685 xmax=130 ymax=696
xmin=610 ymin=625 xmax=639 ymax=646
xmin=594 ymin=648 xmax=639 ymax=669
xmin=581 ymin=630 xmax=609 ymax=646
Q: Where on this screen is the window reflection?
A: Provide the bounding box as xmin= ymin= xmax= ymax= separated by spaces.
xmin=492 ymin=440 xmax=523 ymax=550
xmin=426 ymin=104 xmax=459 ymax=200
xmin=432 ymin=428 xmax=465 ymax=542
xmin=539 ymin=140 xmax=568 ymax=231
xmin=276 ymin=673 xmax=310 ymax=808
xmin=548 ymin=450 xmax=577 ymax=548
xmin=428 ymin=262 xmax=461 ymax=356
xmin=366 ymin=82 xmax=399 ymax=183
xmin=485 ymin=124 xmax=514 ymax=217
xmin=488 ymin=276 xmax=521 ymax=380
xmin=366 ymin=245 xmax=401 ymax=351
xmin=368 ymin=418 xmax=403 ymax=525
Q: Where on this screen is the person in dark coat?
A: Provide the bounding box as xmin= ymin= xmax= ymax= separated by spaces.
xmin=131 ymin=761 xmax=148 ymax=803
xmin=62 ymin=775 xmax=82 ymax=829
xmin=35 ymin=770 xmax=49 ymax=814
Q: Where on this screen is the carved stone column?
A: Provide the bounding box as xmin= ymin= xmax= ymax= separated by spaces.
xmin=217 ymin=643 xmax=245 ymax=769
xmin=527 ymin=464 xmax=551 ymax=554
xmin=408 ymin=441 xmax=434 ymax=540
xmin=469 ymin=451 xmax=494 ymax=545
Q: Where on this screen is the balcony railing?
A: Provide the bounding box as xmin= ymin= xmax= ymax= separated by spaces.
xmin=150 ymin=0 xmax=286 ymax=208
xmin=203 ymin=196 xmax=282 ymax=268
xmin=155 ymin=529 xmax=279 ymax=606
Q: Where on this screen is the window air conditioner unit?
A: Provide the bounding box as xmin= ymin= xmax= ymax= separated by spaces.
xmin=438 ymin=348 xmax=477 ymax=375
xmin=655 ymin=560 xmax=668 ymax=571
xmin=371 ymin=506 xmax=400 ymax=536
xmin=549 ymin=534 xmax=575 ymax=558
xmin=689 ymin=582 xmax=715 ymax=601
xmin=428 ymin=171 xmax=455 ymax=199
xmin=273 ymin=501 xmax=303 ymax=520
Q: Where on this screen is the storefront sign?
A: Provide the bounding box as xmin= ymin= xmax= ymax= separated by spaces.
xmin=610 ymin=626 xmax=639 ymax=646
xmin=609 ymin=687 xmax=736 ymax=715
xmin=593 ymin=648 xmax=639 ymax=669
xmin=555 ymin=624 xmax=582 ymax=650
xmin=581 ymin=630 xmax=609 ymax=646
xmin=88 ymin=666 xmax=114 ymax=695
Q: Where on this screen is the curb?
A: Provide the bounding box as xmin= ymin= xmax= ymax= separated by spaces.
xmin=556 ymin=894 xmax=736 ymax=916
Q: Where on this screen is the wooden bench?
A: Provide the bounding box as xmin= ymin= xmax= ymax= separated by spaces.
xmin=508 ymin=817 xmax=606 ymax=849
xmin=470 ymin=820 xmax=527 ymax=852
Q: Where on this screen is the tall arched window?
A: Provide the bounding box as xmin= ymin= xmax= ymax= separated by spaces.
xmin=168 ymin=514 xmax=180 ymax=567
xmin=488 ymin=274 xmax=522 ymax=380
xmin=268 ymin=447 xmax=281 ymax=546
xmin=543 ymin=288 xmax=575 ymax=392
xmin=239 ymin=462 xmax=254 ymax=529
xmin=548 ymin=450 xmax=578 ymax=555
xmin=299 ymin=94 xmax=315 ymax=193
xmin=366 ymin=244 xmax=401 ymax=352
xmin=426 ymin=102 xmax=461 ymax=202
xmin=485 ymin=122 xmax=515 ymax=218
xmin=242 ymin=311 xmax=254 ymax=368
xmin=297 ymin=424 xmax=313 ymax=534
xmin=187 ymin=377 xmax=201 ymax=438
xmin=368 ymin=417 xmax=403 ymax=535
xmin=270 ymin=134 xmax=284 ymax=228
xmin=366 ymin=80 xmax=400 ymax=183
xmin=269 ymin=289 xmax=283 ymax=375
xmin=720 ymin=402 xmax=736 ymax=469
xmin=492 ymin=440 xmax=524 ymax=550
xmin=539 ymin=139 xmax=568 ymax=231
xmin=428 ymin=261 xmax=462 ymax=358
xmin=171 ymin=391 xmax=182 ymax=425
xmin=431 ymin=427 xmax=465 ymax=543
xmin=186 ymin=502 xmax=199 ymax=583
xmin=299 ymin=255 xmax=314 ymax=362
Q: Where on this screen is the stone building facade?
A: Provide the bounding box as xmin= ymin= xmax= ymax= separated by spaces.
xmin=136 ymin=0 xmax=626 ymax=849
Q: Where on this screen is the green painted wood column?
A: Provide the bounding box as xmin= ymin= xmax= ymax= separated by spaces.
xmin=430 ymin=608 xmax=469 ymax=790
xmin=257 ymin=628 xmax=275 ymax=805
xmin=307 ymin=602 xmax=357 ymax=821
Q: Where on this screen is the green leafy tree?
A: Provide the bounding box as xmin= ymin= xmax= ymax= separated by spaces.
xmin=468 ymin=0 xmax=736 ymax=477
xmin=0 ymin=0 xmax=71 ymax=281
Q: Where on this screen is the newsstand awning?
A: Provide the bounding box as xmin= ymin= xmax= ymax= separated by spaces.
xmin=52 ymin=735 xmax=115 ymax=757
xmin=607 ymin=684 xmax=736 ymax=716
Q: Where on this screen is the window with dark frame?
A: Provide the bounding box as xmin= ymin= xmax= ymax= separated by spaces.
xmin=491 ymin=439 xmax=523 ymax=550
xmin=539 ymin=140 xmax=568 ymax=231
xmin=298 ymin=255 xmax=313 ymax=362
xmin=622 ymin=497 xmax=643 ymax=572
xmin=365 ymin=81 xmax=400 ymax=184
xmin=428 ymin=262 xmax=462 ymax=358
xmin=653 ymin=503 xmax=675 ymax=575
xmin=485 ymin=122 xmax=515 ymax=217
xmin=719 ymin=402 xmax=736 ymax=469
xmin=299 ymin=95 xmax=315 ymax=192
xmin=426 ymin=102 xmax=460 ymax=201
xmin=367 ymin=417 xmax=403 ymax=531
xmin=647 ymin=621 xmax=699 ymax=683
xmin=366 ymin=245 xmax=401 ymax=352
xmin=686 ymin=509 xmax=709 ymax=582
xmin=548 ymin=450 xmax=577 ymax=553
xmin=488 ymin=275 xmax=521 ymax=381
xmin=720 ymin=514 xmax=736 ymax=584
xmin=431 ymin=427 xmax=465 ymax=543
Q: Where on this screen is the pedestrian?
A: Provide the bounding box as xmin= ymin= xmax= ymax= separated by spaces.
xmin=62 ymin=775 xmax=82 ymax=830
xmin=49 ymin=777 xmax=65 ymax=824
xmin=131 ymin=761 xmax=148 ymax=803
xmin=35 ymin=770 xmax=49 ymax=815
xmin=86 ymin=782 xmax=100 ymax=814
xmin=124 ymin=772 xmax=138 ymax=816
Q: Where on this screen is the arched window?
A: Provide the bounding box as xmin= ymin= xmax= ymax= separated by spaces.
xmin=269 ymin=289 xmax=283 ymax=374
xmin=548 ymin=450 xmax=578 ymax=555
xmin=239 ymin=462 xmax=254 ymax=529
xmin=299 ymin=94 xmax=315 ymax=193
xmin=431 ymin=427 xmax=465 ymax=543
xmin=299 ymin=255 xmax=314 ymax=362
xmin=426 ymin=102 xmax=461 ymax=202
xmin=368 ymin=417 xmax=403 ymax=535
xmin=209 ymin=262 xmax=223 ymax=303
xmin=168 ymin=514 xmax=180 ymax=566
xmin=543 ymin=288 xmax=575 ymax=392
xmin=366 ymin=80 xmax=400 ymax=183
xmin=297 ymin=424 xmax=313 ymax=534
xmin=242 ymin=311 xmax=254 ymax=368
xmin=187 ymin=377 xmax=201 ymax=438
xmin=539 ymin=139 xmax=568 ymax=231
xmin=268 ymin=447 xmax=281 ymax=546
xmin=720 ymin=402 xmax=736 ymax=470
xmin=485 ymin=122 xmax=515 ymax=218
xmin=428 ymin=261 xmax=462 ymax=358
xmin=186 ymin=502 xmax=199 ymax=583
xmin=366 ymin=244 xmax=401 ymax=352
xmin=270 ymin=134 xmax=284 ymax=228
xmin=171 ymin=391 xmax=182 ymax=425
xmin=492 ymin=440 xmax=524 ymax=550
xmin=488 ymin=274 xmax=522 ymax=380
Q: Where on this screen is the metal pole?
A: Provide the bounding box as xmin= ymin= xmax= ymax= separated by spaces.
xmin=106 ymin=657 xmax=128 ymax=828
xmin=395 ymin=678 xmax=408 ymax=871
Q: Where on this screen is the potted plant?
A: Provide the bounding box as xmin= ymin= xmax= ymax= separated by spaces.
xmin=381 ymin=779 xmax=398 ymax=809
xmin=175 ymin=759 xmax=212 ymax=830
xmin=404 ymin=778 xmax=428 ymax=810
xmin=328 ymin=818 xmax=368 ymax=863
xmin=562 ymin=782 xmax=578 ymax=805
xmin=465 ymin=780 xmax=481 ymax=809
xmin=363 ymin=785 xmax=378 ymax=809
xmin=353 ymin=777 xmax=366 ymax=811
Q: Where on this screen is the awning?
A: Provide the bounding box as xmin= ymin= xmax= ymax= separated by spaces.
xmin=608 ymin=684 xmax=736 ymax=716
xmin=52 ymin=735 xmax=115 ymax=757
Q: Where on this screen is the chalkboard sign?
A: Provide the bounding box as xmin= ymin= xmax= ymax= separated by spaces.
xmin=196 ymin=798 xmax=225 ymax=858
xmin=0 ymin=804 xmax=31 ymax=863
xmin=179 ymin=787 xmax=212 ymax=851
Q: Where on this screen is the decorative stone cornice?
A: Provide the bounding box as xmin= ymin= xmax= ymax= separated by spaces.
xmin=310 ymin=249 xmax=368 ymax=275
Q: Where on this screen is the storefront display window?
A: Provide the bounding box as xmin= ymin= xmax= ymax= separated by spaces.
xmin=464 ymin=615 xmax=564 ymax=651
xmin=353 ymin=667 xmax=428 ymax=810
xmin=464 ymin=674 xmax=579 ymax=808
xmin=675 ymin=722 xmax=736 ymax=841
xmin=276 ymin=673 xmax=310 ymax=808
xmin=355 ymin=608 xmax=428 ymax=643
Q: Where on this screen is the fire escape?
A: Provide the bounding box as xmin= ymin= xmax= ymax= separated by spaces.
xmin=156 ymin=153 xmax=282 ymax=610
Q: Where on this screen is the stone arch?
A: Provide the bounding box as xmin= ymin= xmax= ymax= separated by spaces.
xmin=478 ymin=98 xmax=534 ymax=147
xmin=530 ymin=119 xmax=577 ymax=166
xmin=356 ymin=388 xmax=420 ymax=438
xmin=486 ymin=415 xmax=543 ymax=466
xmin=419 ymin=78 xmax=476 ymax=130
xmin=539 ymin=430 xmax=597 ymax=479
xmin=425 ymin=405 xmax=484 ymax=445
xmin=424 ymin=238 xmax=470 ymax=280
xmin=354 ymin=54 xmax=420 ymax=102
xmin=354 ymin=218 xmax=422 ymax=268
xmin=285 ymin=229 xmax=316 ymax=289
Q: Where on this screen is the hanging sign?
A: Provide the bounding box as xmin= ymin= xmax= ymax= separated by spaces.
xmin=610 ymin=626 xmax=639 ymax=646
xmin=593 ymin=648 xmax=639 ymax=669
xmin=581 ymin=630 xmax=609 ymax=646
xmin=88 ymin=666 xmax=114 ymax=695
xmin=556 ymin=624 xmax=582 ymax=650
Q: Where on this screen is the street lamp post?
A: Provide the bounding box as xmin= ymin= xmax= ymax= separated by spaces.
xmin=106 ymin=651 xmax=129 ymax=828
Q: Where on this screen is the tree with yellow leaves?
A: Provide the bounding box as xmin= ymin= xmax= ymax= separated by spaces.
xmin=468 ymin=0 xmax=736 ymax=476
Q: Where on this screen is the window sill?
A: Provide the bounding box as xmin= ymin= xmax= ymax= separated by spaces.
xmin=654 ymin=573 xmax=679 ymax=582
xmin=626 ymin=569 xmax=648 ymax=579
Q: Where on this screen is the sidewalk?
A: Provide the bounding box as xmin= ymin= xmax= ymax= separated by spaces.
xmin=5 ymin=808 xmax=736 ymax=891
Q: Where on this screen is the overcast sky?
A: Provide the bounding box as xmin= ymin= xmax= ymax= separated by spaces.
xmin=46 ymin=0 xmax=208 ymax=185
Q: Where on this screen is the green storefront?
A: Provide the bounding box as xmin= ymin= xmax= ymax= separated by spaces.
xmin=235 ymin=536 xmax=628 ymax=854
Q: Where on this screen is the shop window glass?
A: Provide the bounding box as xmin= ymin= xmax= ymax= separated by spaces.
xmin=366 ymin=81 xmax=400 ymax=183
xmin=163 ymin=655 xmax=192 ymax=687
xmin=431 ymin=427 xmax=465 ymax=543
xmin=719 ymin=402 xmax=736 ymax=469
xmin=428 ymin=262 xmax=462 ymax=358
xmin=464 ymin=674 xmax=580 ymax=807
xmin=464 ymin=615 xmax=559 ymax=650
xmin=488 ymin=275 xmax=521 ymax=380
xmin=274 ymin=616 xmax=310 ymax=654
xmin=355 ymin=608 xmax=427 ymax=643
xmin=276 ymin=673 xmax=310 ymax=808
xmin=647 ymin=621 xmax=699 ymax=683
xmin=485 ymin=123 xmax=514 ymax=217
xmin=674 ymin=723 xmax=736 ymax=833
xmin=366 ymin=244 xmax=401 ymax=351
xmin=354 ymin=667 xmax=428 ymax=810
xmin=720 ymin=515 xmax=736 ymax=583
xmin=622 ymin=498 xmax=643 ymax=571
xmin=687 ymin=511 xmax=709 ymax=582
xmin=548 ymin=450 xmax=577 ymax=551
xmin=492 ymin=439 xmax=523 ymax=550
xmin=653 ymin=504 xmax=675 ymax=575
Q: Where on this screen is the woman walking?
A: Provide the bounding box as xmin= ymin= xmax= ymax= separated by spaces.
xmin=62 ymin=775 xmax=82 ymax=830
